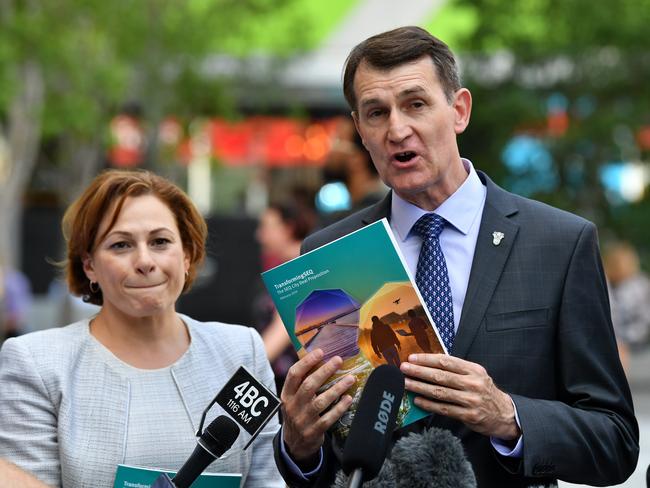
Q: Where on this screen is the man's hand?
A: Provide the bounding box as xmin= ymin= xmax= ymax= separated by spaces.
xmin=401 ymin=354 xmax=520 ymax=440
xmin=281 ymin=348 xmax=355 ymax=463
xmin=0 ymin=459 xmax=50 ymax=488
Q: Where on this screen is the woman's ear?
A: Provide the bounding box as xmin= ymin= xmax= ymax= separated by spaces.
xmin=82 ymin=254 xmax=96 ymax=283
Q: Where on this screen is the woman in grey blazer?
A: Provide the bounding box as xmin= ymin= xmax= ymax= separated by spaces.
xmin=0 ymin=170 xmax=283 ymax=487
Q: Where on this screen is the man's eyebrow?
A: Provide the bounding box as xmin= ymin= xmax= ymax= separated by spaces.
xmin=398 ymin=86 xmax=427 ymax=98
xmin=359 ymin=86 xmax=427 ymax=108
xmin=359 ymin=97 xmax=382 ymax=109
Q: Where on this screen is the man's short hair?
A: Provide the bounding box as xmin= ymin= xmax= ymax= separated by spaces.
xmin=343 ymin=26 xmax=461 ymax=111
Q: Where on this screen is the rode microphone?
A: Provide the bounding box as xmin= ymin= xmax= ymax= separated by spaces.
xmin=170 ymin=415 xmax=240 ymax=488
xmin=333 ymin=426 xmax=477 ymax=488
xmin=341 ymin=364 xmax=405 ymax=488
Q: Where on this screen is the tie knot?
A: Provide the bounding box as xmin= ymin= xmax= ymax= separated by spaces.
xmin=412 ymin=213 xmax=446 ymax=239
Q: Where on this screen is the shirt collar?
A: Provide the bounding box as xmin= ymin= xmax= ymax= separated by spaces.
xmin=391 ymin=158 xmax=486 ymax=241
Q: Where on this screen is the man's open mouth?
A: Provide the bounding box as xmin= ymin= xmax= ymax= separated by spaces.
xmin=394 ymin=151 xmax=417 ymax=162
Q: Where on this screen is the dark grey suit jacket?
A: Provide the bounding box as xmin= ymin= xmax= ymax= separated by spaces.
xmin=274 ymin=171 xmax=639 ymax=487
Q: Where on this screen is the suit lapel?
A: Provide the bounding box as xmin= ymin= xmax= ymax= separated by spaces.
xmin=452 ymin=173 xmax=519 ymax=359
xmin=361 ymin=192 xmax=392 ymax=225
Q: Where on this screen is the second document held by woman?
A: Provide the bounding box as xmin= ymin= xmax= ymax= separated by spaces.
xmin=0 ymin=169 xmax=284 ymax=487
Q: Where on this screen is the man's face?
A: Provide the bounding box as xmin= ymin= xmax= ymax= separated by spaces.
xmin=352 ymin=57 xmax=471 ymax=209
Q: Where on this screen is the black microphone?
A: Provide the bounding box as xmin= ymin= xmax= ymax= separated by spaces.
xmin=171 ymin=415 xmax=240 ymax=488
xmin=333 ymin=427 xmax=476 ymax=488
xmin=341 ymin=364 xmax=405 ymax=488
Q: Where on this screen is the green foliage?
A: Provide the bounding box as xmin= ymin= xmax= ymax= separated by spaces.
xmin=0 ymin=0 xmax=317 ymax=205
xmin=0 ymin=0 xmax=308 ymax=139
xmin=424 ymin=2 xmax=479 ymax=52
xmin=434 ymin=0 xmax=650 ymax=251
xmin=453 ymin=0 xmax=650 ymax=55
xmin=216 ymin=0 xmax=357 ymax=56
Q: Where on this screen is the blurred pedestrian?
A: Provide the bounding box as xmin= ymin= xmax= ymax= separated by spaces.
xmin=254 ymin=200 xmax=316 ymax=389
xmin=604 ymin=241 xmax=650 ymax=372
xmin=318 ymin=119 xmax=387 ymax=224
xmin=325 ymin=124 xmax=387 ymax=210
xmin=0 ymin=259 xmax=32 ymax=341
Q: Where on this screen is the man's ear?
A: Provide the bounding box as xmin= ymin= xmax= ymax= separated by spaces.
xmin=452 ymin=88 xmax=472 ymax=135
xmin=82 ymin=254 xmax=96 ymax=283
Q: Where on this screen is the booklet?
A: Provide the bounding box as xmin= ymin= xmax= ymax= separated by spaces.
xmin=113 ymin=463 xmax=241 ymax=488
xmin=261 ymin=218 xmax=446 ymax=441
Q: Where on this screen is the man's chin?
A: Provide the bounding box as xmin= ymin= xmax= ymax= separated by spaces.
xmin=390 ymin=182 xmax=431 ymax=199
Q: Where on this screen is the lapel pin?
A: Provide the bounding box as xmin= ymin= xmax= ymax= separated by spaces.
xmin=492 ymin=231 xmax=505 ymax=246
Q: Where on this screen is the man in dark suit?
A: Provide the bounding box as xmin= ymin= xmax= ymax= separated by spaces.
xmin=274 ymin=26 xmax=639 ymax=487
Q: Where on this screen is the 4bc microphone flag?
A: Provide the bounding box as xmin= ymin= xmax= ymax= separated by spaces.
xmin=212 ymin=366 xmax=281 ymax=445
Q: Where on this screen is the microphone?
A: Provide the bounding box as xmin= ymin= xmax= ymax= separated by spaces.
xmin=333 ymin=427 xmax=476 ymax=488
xmin=341 ymin=364 xmax=405 ymax=488
xmin=390 ymin=427 xmax=476 ymax=488
xmin=171 ymin=415 xmax=240 ymax=488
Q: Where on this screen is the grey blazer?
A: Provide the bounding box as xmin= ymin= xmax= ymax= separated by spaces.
xmin=274 ymin=171 xmax=639 ymax=488
xmin=0 ymin=315 xmax=284 ymax=487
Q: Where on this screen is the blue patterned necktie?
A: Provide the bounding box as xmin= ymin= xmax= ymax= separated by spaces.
xmin=412 ymin=213 xmax=455 ymax=352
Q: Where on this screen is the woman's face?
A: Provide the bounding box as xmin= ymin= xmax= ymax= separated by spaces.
xmin=83 ymin=194 xmax=189 ymax=319
xmin=256 ymin=208 xmax=293 ymax=256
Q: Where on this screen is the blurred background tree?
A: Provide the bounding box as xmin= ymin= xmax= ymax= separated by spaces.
xmin=0 ymin=0 xmax=356 ymax=269
xmin=427 ymin=0 xmax=650 ymax=259
xmin=2 ymin=0 xmax=649 ymax=278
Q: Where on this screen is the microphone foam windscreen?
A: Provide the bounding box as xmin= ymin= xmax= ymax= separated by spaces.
xmin=202 ymin=415 xmax=240 ymax=457
xmin=391 ymin=427 xmax=476 ymax=488
xmin=341 ymin=364 xmax=405 ymax=480
xmin=334 ymin=427 xmax=476 ymax=488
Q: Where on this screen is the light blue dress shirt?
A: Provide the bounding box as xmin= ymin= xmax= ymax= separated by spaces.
xmin=389 ymin=158 xmax=486 ymax=333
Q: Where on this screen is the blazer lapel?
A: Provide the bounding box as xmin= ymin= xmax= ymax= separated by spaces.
xmin=361 ymin=192 xmax=392 ymax=225
xmin=452 ymin=173 xmax=519 ymax=359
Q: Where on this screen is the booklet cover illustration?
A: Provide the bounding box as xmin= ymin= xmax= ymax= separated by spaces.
xmin=261 ymin=218 xmax=446 ymax=441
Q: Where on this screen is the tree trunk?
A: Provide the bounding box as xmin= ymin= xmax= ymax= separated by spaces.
xmin=0 ymin=60 xmax=44 ymax=269
xmin=59 ymin=136 xmax=104 ymax=205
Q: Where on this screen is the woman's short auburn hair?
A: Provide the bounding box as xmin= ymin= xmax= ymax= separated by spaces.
xmin=62 ymin=169 xmax=207 ymax=305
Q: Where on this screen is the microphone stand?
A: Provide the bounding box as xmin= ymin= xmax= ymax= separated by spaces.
xmin=347 ymin=469 xmax=363 ymax=488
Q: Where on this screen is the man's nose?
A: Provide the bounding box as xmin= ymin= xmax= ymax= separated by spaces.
xmin=387 ymin=111 xmax=413 ymax=143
